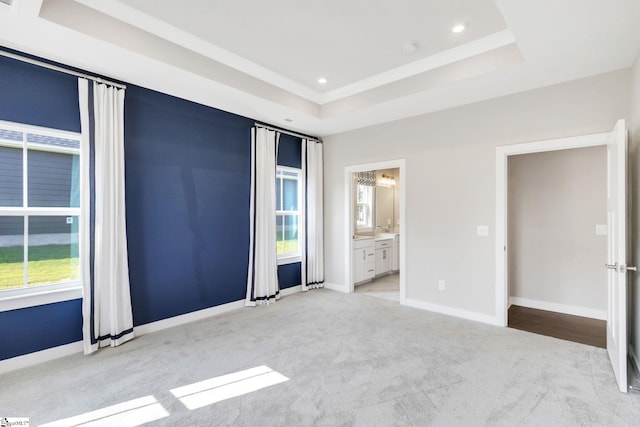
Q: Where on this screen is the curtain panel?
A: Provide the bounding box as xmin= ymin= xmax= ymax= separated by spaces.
xmin=79 ymin=78 xmax=134 ymax=354
xmin=301 ymin=139 xmax=324 ymax=290
xmin=246 ymin=127 xmax=280 ymax=305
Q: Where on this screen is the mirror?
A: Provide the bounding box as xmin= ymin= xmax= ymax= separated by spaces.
xmin=375 ymin=168 xmax=399 ymax=232
xmin=375 ymin=186 xmax=393 ymax=230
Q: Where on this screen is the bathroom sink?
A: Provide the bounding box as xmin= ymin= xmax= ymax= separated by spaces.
xmin=374 ymin=233 xmax=397 ymax=240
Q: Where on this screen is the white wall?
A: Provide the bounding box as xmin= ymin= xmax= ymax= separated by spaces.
xmin=507 ymin=147 xmax=607 ymax=313
xmin=324 ymin=69 xmax=630 ymax=319
xmin=630 ymin=52 xmax=640 ymax=367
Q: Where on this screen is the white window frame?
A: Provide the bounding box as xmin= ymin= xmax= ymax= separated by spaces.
xmin=0 ymin=120 xmax=83 ymax=312
xmin=276 ymin=166 xmax=302 ymax=265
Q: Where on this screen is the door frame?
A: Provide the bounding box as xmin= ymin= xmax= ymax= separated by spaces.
xmin=495 ymin=132 xmax=609 ymax=326
xmin=344 ymin=159 xmax=406 ymax=304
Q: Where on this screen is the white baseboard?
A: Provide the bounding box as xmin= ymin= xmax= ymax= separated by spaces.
xmin=509 ymin=297 xmax=606 ymax=320
xmin=0 ymin=341 xmax=83 ymax=374
xmin=0 ymin=285 xmax=307 ymax=374
xmin=133 ymin=299 xmax=247 ymax=336
xmin=404 ymin=298 xmax=502 ymax=327
xmin=323 ymin=282 xmax=348 ymax=293
xmin=280 ymin=285 xmax=302 ymax=297
xmin=135 ymin=285 xmax=304 ymax=336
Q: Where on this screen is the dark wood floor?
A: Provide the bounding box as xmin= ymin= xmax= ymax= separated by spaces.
xmin=508 ymin=305 xmax=606 ymax=348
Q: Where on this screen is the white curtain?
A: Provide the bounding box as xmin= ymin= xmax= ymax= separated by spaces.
xmin=246 ymin=127 xmax=280 ymax=305
xmin=302 ymin=139 xmax=324 ymax=290
xmin=79 ymin=78 xmax=134 ymax=354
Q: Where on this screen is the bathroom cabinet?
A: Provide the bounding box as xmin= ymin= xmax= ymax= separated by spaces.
xmin=375 ymin=238 xmax=393 ymax=276
xmin=353 ymin=238 xmax=375 ymax=284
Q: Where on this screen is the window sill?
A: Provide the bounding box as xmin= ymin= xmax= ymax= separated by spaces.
xmin=277 ymin=255 xmax=302 ymax=266
xmin=0 ymin=285 xmax=83 ymax=312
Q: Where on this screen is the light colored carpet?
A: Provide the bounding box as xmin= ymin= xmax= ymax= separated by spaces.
xmin=2 ymin=289 xmax=640 ymax=426
xmin=355 ymin=273 xmax=399 ymax=302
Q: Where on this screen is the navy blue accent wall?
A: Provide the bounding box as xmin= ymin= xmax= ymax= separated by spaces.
xmin=277 ymin=134 xmax=302 ymax=169
xmin=278 ymin=262 xmax=302 ymax=289
xmin=0 ymin=52 xmax=83 ymax=361
xmin=0 ymin=50 xmax=305 ymax=361
xmin=0 ymin=300 xmax=82 ymax=360
xmin=0 ymin=54 xmax=80 ymax=132
xmin=125 ymin=86 xmax=254 ymax=325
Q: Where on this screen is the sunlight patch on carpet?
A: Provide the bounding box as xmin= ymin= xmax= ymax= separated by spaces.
xmin=170 ymin=365 xmax=290 ymax=410
xmin=40 ymin=395 xmax=169 ymax=427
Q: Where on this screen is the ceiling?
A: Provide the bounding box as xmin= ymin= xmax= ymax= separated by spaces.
xmin=1 ymin=0 xmax=639 ymax=137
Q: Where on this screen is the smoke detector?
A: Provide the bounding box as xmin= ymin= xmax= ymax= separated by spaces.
xmin=402 ymin=42 xmax=417 ymax=54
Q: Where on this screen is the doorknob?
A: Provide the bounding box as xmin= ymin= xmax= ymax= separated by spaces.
xmin=605 ymin=262 xmax=637 ymax=272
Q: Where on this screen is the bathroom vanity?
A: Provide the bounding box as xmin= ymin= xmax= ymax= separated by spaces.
xmin=354 ymin=233 xmax=399 ymax=285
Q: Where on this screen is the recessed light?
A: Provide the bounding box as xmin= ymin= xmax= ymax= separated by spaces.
xmin=318 ymin=77 xmax=328 ymax=85
xmin=452 ymin=23 xmax=466 ymax=34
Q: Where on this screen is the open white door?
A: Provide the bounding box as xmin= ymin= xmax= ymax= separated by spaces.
xmin=606 ymin=119 xmax=632 ymax=393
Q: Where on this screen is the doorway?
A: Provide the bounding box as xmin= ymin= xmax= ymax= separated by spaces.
xmin=344 ymin=160 xmax=406 ymax=304
xmin=495 ymin=132 xmax=609 ymax=325
xmin=506 ymin=146 xmax=607 ymax=347
xmin=354 ymin=168 xmax=401 ymax=301
xmin=497 ymin=122 xmax=630 ymax=393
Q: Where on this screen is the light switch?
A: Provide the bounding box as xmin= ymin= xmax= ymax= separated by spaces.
xmin=477 ymin=225 xmax=489 ymax=237
xmin=596 ymin=224 xmax=607 ymax=235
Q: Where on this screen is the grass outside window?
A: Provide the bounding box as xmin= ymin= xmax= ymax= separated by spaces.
xmin=0 ymin=244 xmax=79 ymax=290
xmin=276 ymin=239 xmax=298 ymax=256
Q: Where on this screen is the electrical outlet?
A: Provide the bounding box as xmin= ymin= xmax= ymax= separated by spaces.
xmin=438 ymin=280 xmax=445 ymax=291
xmin=595 ymin=224 xmax=607 ymax=235
xmin=477 ymin=225 xmax=489 ymax=236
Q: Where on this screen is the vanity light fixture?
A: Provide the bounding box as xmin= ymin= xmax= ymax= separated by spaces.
xmin=378 ymin=174 xmax=396 ymax=187
xmin=452 ymin=23 xmax=466 ymax=34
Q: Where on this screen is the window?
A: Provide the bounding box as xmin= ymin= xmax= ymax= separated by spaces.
xmin=276 ymin=166 xmax=301 ymax=264
xmin=356 ymin=184 xmax=374 ymax=232
xmin=0 ymin=121 xmax=81 ymax=301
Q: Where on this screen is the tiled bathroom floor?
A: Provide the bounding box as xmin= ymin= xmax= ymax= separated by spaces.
xmin=354 ymin=273 xmax=399 ymax=302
